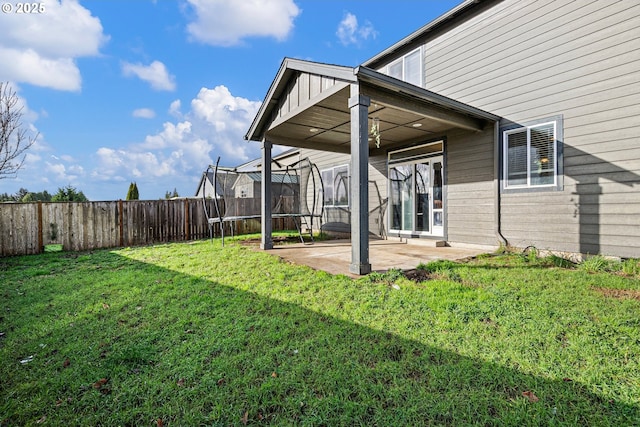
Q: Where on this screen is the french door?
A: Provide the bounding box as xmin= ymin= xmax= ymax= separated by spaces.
xmin=389 ymin=156 xmax=443 ymax=237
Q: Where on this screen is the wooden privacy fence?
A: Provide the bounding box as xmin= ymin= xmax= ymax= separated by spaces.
xmin=0 ymin=199 xmax=295 ymax=257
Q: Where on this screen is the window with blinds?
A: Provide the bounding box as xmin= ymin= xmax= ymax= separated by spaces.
xmin=504 ymin=121 xmax=557 ymax=188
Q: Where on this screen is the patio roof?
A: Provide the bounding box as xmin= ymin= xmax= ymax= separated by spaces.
xmin=245 ymin=57 xmax=501 ymax=275
xmin=245 ymin=58 xmax=500 ymax=153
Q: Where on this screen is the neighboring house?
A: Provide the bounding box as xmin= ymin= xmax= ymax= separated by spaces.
xmin=194 ymin=171 xmax=236 ymax=200
xmin=232 ymin=172 xmax=298 ymax=200
xmin=246 ymin=0 xmax=640 ymax=274
xmin=195 ymin=148 xmax=306 ymax=219
xmin=194 ymin=148 xmax=301 ymax=199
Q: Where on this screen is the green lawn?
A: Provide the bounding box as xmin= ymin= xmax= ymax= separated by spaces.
xmin=1 ymin=239 xmax=639 ymax=426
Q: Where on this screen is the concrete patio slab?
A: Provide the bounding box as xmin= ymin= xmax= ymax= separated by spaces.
xmin=267 ymin=238 xmax=493 ymax=277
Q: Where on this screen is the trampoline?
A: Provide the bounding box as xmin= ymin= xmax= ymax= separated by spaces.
xmin=202 ymin=156 xmax=324 ymax=246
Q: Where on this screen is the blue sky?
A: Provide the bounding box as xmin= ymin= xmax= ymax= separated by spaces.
xmin=1 ymin=0 xmax=462 ymax=201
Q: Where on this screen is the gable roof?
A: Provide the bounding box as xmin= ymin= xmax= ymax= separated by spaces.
xmin=245 ymin=58 xmax=499 ymax=150
xmin=245 ymin=59 xmax=356 ymax=143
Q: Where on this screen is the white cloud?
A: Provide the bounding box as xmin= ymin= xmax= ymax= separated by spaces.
xmin=337 ymin=12 xmax=377 ymax=46
xmin=92 ymin=85 xmax=262 ymax=193
xmin=122 ymin=60 xmax=176 ymax=91
xmin=132 ymin=108 xmax=156 ymax=119
xmin=0 ymin=49 xmax=82 ymax=91
xmin=186 ymin=0 xmax=300 ymax=46
xmin=44 ymin=159 xmax=83 ymax=183
xmin=169 ymin=100 xmax=182 ymax=117
xmin=0 ymin=0 xmax=107 ymax=90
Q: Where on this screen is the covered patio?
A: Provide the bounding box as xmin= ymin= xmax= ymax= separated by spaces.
xmin=245 ymin=58 xmax=500 ymax=274
xmin=270 ymin=238 xmax=490 ymax=278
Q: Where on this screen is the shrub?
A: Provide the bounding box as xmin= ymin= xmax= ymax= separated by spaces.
xmin=621 ymin=259 xmax=640 ymax=276
xmin=580 ymin=255 xmax=614 ymax=273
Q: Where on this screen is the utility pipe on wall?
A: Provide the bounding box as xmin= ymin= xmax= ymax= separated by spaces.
xmin=494 ymin=120 xmax=508 ymax=247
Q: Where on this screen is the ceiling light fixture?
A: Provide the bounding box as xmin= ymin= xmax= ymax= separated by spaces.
xmin=412 ymin=123 xmax=423 ymax=128
xmin=309 ymin=128 xmax=319 ymax=132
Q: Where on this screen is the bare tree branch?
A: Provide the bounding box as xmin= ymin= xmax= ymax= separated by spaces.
xmin=0 ymin=82 xmax=38 ymax=179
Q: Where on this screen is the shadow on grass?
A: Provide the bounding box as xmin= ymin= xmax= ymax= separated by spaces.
xmin=1 ymin=248 xmax=638 ymax=426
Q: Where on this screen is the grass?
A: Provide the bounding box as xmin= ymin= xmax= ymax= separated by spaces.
xmin=1 ymin=240 xmax=639 ymax=426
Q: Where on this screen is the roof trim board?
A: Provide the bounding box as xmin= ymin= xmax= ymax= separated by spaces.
xmin=245 ymin=59 xmax=501 ymax=146
xmin=267 ymin=80 xmax=350 ymax=132
xmin=356 ymin=66 xmax=500 ymax=124
xmin=245 ymin=58 xmax=356 ymax=142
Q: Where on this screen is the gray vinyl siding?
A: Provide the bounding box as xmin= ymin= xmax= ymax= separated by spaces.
xmin=300 ymin=126 xmax=497 ymax=245
xmin=368 ymin=154 xmax=388 ymax=237
xmin=418 ymin=0 xmax=640 ymax=257
xmin=299 ymin=149 xmax=350 ymax=233
xmin=299 ymin=148 xmax=388 ymax=237
xmin=277 ymin=73 xmax=340 ymax=119
xmin=445 ymin=127 xmax=496 ymax=246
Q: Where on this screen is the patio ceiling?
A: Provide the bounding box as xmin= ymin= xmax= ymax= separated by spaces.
xmin=246 ymin=58 xmax=500 ymax=154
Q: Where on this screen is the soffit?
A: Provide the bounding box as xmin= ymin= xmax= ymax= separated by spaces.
xmin=265 ymin=85 xmax=491 ymax=154
xmin=248 ymin=59 xmax=499 ymax=154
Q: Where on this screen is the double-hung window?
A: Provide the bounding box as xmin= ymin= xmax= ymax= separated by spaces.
xmin=385 ymin=48 xmax=422 ymax=87
xmin=321 ymin=165 xmax=349 ymax=207
xmin=503 ymin=119 xmax=561 ymax=189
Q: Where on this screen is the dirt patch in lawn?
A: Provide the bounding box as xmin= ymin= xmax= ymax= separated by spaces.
xmin=403 ymin=269 xmax=432 ymax=283
xmin=593 ymin=287 xmax=640 ymax=301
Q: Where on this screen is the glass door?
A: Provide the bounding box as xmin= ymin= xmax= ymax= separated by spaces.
xmin=390 ymin=165 xmax=413 ymax=231
xmin=389 ymin=155 xmax=443 ymax=237
xmin=415 ymin=162 xmax=430 ymax=232
xmin=431 ymin=159 xmax=443 ymax=236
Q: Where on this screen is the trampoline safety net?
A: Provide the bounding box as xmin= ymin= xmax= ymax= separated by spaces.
xmin=202 ymin=157 xmax=324 ymax=245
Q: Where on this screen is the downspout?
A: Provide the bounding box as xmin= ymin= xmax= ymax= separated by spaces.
xmin=494 ymin=120 xmax=508 ymax=247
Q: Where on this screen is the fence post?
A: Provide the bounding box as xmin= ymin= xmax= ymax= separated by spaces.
xmin=184 ymin=199 xmax=190 ymax=241
xmin=37 ymin=201 xmax=43 ymax=253
xmin=118 ymin=199 xmax=124 ymax=247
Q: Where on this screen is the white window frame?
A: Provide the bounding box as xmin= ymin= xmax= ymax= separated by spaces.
xmin=503 ymin=121 xmax=558 ymax=189
xmin=384 ymin=47 xmax=423 ymax=87
xmin=321 ymin=165 xmax=350 ymax=207
xmin=388 ymin=142 xmax=444 ymax=237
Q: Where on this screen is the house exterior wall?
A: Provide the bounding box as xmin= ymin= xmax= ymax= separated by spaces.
xmin=419 ymin=0 xmax=640 ymax=257
xmin=300 ymin=126 xmax=496 ymax=244
xmin=365 ymin=0 xmax=639 ymax=257
xmin=277 ymin=1 xmax=639 ymax=258
xmin=195 ymin=177 xmax=214 ymax=199
xmin=233 ymin=175 xmax=255 ymax=198
xmin=299 ymin=148 xmax=388 ymax=237
xmin=445 ymin=127 xmax=496 ymax=247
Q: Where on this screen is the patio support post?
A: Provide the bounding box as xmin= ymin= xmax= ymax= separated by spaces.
xmin=261 ymin=138 xmax=273 ymax=250
xmin=348 ymin=84 xmax=371 ymax=275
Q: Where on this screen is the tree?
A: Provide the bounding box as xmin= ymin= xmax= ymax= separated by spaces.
xmin=0 ymin=82 xmax=37 ymax=179
xmin=15 ymin=187 xmax=29 ymax=201
xmin=52 ymin=185 xmax=88 ymax=202
xmin=165 ymin=188 xmax=179 ymax=199
xmin=20 ymin=190 xmax=51 ymax=202
xmin=126 ymin=182 xmax=139 ymax=200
